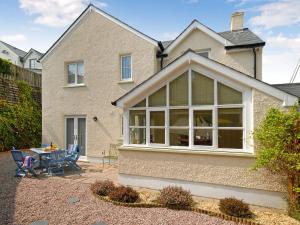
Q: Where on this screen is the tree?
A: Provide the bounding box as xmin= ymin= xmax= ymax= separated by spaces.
xmin=254 ymin=107 xmax=300 ymax=218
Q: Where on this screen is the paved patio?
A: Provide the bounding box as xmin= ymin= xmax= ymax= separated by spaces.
xmin=0 ymin=151 xmax=235 ymax=225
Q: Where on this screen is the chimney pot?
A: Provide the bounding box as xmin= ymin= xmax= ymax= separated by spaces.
xmin=231 ymin=12 xmax=244 ymax=31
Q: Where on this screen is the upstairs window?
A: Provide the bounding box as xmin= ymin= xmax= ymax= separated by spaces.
xmin=67 ymin=62 xmax=84 ymax=85
xmin=196 ymin=51 xmax=210 ymax=58
xmin=29 ymin=59 xmax=37 ymax=69
xmin=121 ymin=55 xmax=132 ymax=81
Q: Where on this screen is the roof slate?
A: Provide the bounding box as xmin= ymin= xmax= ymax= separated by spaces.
xmin=272 ymin=83 xmax=300 ymax=98
xmin=0 ymin=41 xmax=27 ymax=57
xmin=161 ymin=28 xmax=265 ymax=50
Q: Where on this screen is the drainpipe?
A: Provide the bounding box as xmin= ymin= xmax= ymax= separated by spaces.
xmin=252 ymin=48 xmax=257 ymax=79
xmin=157 ymin=41 xmax=168 ymax=70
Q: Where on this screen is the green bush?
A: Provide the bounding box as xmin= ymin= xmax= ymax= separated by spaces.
xmin=91 ymin=180 xmax=115 ymax=196
xmin=0 ymin=58 xmax=12 ymax=75
xmin=109 ymin=186 xmax=139 ymax=203
xmin=158 ymin=186 xmax=193 ymax=210
xmin=219 ymin=197 xmax=253 ymax=218
xmin=0 ymin=81 xmax=41 ymax=151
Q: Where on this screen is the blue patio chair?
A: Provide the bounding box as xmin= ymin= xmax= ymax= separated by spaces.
xmin=11 ymin=148 xmax=39 ymax=177
xmin=44 ymin=150 xmax=65 ymax=176
xmin=65 ymin=145 xmax=81 ymax=170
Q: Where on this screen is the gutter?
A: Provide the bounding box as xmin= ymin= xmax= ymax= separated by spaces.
xmin=225 ymin=42 xmax=265 ymax=50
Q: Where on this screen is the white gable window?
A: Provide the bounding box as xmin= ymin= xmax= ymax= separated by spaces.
xmin=29 ymin=59 xmax=37 ymax=69
xmin=67 ymin=62 xmax=84 ymax=85
xmin=121 ymin=55 xmax=132 ymax=81
xmin=124 ymin=68 xmax=250 ymax=152
xmin=196 ymin=50 xmax=210 ymax=58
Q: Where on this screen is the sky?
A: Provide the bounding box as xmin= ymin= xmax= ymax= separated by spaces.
xmin=0 ymin=0 xmax=299 ymax=84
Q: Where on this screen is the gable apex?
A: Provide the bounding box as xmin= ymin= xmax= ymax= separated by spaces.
xmin=40 ymin=4 xmax=158 ymax=63
xmin=164 ymin=20 xmax=234 ymax=53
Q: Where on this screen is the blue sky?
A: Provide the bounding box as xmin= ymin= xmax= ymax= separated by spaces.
xmin=0 ymin=0 xmax=299 ymax=83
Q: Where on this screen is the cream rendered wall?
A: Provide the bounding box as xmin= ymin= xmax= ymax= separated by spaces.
xmin=42 ymin=10 xmax=158 ymax=157
xmin=164 ymin=29 xmax=262 ymax=79
xmin=24 ymin=51 xmax=42 ymax=70
xmin=119 ymin=88 xmax=286 ymax=193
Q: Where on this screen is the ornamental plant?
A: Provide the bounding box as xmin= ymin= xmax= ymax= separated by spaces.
xmin=90 ymin=180 xmax=115 ymax=196
xmin=219 ymin=197 xmax=253 ymax=218
xmin=253 ymin=107 xmax=300 ymax=218
xmin=158 ymin=186 xmax=194 ymax=210
xmin=0 ymin=81 xmax=41 ymax=151
xmin=109 ymin=186 xmax=139 ymax=203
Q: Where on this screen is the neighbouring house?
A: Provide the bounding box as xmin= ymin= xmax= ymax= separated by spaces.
xmin=40 ymin=5 xmax=298 ymax=209
xmin=0 ymin=41 xmax=43 ymax=74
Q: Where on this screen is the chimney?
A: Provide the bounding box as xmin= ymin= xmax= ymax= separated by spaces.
xmin=230 ymin=12 xmax=244 ymax=31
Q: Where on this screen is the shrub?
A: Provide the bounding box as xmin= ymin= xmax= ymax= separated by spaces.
xmin=219 ymin=197 xmax=253 ymax=218
xmin=109 ymin=186 xmax=139 ymax=203
xmin=90 ymin=180 xmax=115 ymax=196
xmin=158 ymin=186 xmax=193 ymax=210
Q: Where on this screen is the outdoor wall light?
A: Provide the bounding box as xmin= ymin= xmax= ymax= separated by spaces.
xmin=93 ymin=116 xmax=98 ymax=121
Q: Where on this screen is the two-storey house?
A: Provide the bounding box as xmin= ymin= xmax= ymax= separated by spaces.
xmin=40 ymin=5 xmax=298 ymax=209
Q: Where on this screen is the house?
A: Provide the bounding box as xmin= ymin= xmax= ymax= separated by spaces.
xmin=40 ymin=5 xmax=298 ymax=209
xmin=0 ymin=41 xmax=43 ymax=74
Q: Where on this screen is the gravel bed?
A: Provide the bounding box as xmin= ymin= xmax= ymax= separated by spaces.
xmin=0 ymin=152 xmax=235 ymax=225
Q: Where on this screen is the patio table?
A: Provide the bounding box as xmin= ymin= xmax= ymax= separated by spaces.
xmin=30 ymin=148 xmax=65 ymax=171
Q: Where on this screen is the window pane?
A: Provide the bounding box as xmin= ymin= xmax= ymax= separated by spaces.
xmin=68 ymin=64 xmax=76 ymax=84
xmin=197 ymin=52 xmax=209 ymax=58
xmin=130 ymin=128 xmax=146 ymax=144
xmin=150 ymin=111 xmax=165 ymax=126
xmin=194 ymin=110 xmax=212 ymax=127
xmin=129 ymin=110 xmax=146 ymax=126
xmin=170 ymin=109 xmax=188 ymax=126
xmin=218 ymin=83 xmax=242 ymax=105
xmin=133 ymin=99 xmax=146 ymax=107
xmin=149 ymin=86 xmax=166 ymax=106
xmin=150 ymin=128 xmax=165 ymax=144
xmin=192 ymin=71 xmax=214 ymax=105
xmin=77 ymin=63 xmax=84 ymax=84
xmin=169 ymin=72 xmax=188 ymax=106
xmin=218 ymin=108 xmax=242 ymax=127
xmin=121 ymin=55 xmax=131 ymax=80
xmin=218 ymin=130 xmax=243 ymax=149
xmin=194 ymin=129 xmax=212 ymax=146
xmin=170 ymin=129 xmax=189 ymax=146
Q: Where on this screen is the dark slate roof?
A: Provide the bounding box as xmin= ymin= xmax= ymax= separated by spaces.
xmin=272 ymin=83 xmax=300 ymax=98
xmin=0 ymin=40 xmax=27 ymax=57
xmin=161 ymin=28 xmax=265 ymax=50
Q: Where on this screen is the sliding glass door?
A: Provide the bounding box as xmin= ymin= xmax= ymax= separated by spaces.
xmin=66 ymin=117 xmax=86 ymax=156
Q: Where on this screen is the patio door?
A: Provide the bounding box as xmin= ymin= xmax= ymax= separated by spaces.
xmin=66 ymin=117 xmax=86 ymax=156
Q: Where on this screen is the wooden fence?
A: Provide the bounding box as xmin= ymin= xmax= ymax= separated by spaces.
xmin=0 ymin=64 xmax=41 ymax=88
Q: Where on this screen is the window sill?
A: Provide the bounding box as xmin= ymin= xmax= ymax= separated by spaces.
xmin=62 ymin=84 xmax=86 ymax=88
xmin=118 ymin=80 xmax=134 ymax=84
xmin=119 ymin=145 xmax=255 ymax=158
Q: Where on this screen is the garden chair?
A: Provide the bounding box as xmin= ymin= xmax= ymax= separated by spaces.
xmin=11 ymin=148 xmax=39 ymax=177
xmin=64 ymin=145 xmax=81 ymax=170
xmin=44 ymin=150 xmax=65 ymax=176
xmin=41 ymin=144 xmax=50 ymax=148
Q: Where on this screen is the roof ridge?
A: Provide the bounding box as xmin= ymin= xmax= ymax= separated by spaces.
xmin=0 ymin=40 xmax=27 ymax=55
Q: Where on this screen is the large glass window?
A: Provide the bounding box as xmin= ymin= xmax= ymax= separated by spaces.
xmin=126 ymin=69 xmax=246 ymax=151
xmin=67 ymin=62 xmax=84 ymax=85
xmin=121 ymin=55 xmax=132 ymax=80
xmin=149 ymin=86 xmax=166 ymax=107
xmin=150 ymin=111 xmax=165 ymax=144
xmin=129 ymin=110 xmax=146 ymax=144
xmin=192 ymin=71 xmax=214 ymax=105
xmin=169 ymin=72 xmax=188 ymax=106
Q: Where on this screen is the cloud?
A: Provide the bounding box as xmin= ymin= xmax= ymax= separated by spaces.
xmin=182 ymin=0 xmax=199 ymax=4
xmin=160 ymin=32 xmax=179 ymax=41
xmin=262 ymin=34 xmax=300 ymax=83
xmin=0 ymin=34 xmax=27 ymax=42
xmin=249 ymin=0 xmax=300 ymax=29
xmin=19 ymin=0 xmax=107 ymax=27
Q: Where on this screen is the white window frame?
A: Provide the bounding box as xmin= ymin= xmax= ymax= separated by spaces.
xmin=124 ymin=67 xmax=252 ymax=153
xmin=29 ymin=58 xmax=37 ymax=69
xmin=120 ymin=54 xmax=132 ymax=81
xmin=67 ymin=61 xmax=84 ymax=86
xmin=195 ymin=50 xmax=210 ymax=58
